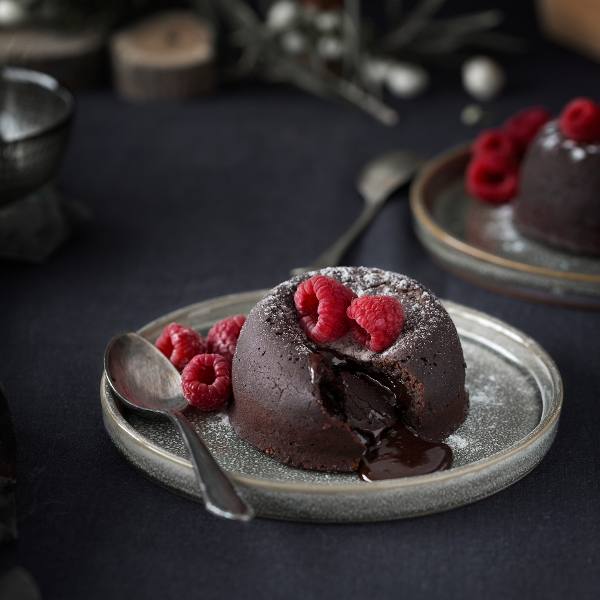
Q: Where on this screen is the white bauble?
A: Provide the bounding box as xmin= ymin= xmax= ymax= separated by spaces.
xmin=460 ymin=103 xmax=484 ymax=126
xmin=0 ymin=0 xmax=27 ymax=27
xmin=266 ymin=0 xmax=299 ymax=31
xmin=385 ymin=62 xmax=430 ymax=99
xmin=280 ymin=30 xmax=307 ymax=55
xmin=462 ymin=56 xmax=506 ymax=101
xmin=316 ymin=35 xmax=343 ymax=61
xmin=361 ymin=56 xmax=392 ymax=86
xmin=313 ymin=10 xmax=342 ymax=33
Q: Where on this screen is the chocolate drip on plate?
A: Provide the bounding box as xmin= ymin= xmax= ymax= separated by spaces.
xmin=360 ymin=423 xmax=452 ymax=482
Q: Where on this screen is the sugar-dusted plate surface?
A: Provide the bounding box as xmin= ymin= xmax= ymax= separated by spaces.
xmin=101 ymin=290 xmax=562 ymax=523
xmin=410 ymin=145 xmax=600 ymax=308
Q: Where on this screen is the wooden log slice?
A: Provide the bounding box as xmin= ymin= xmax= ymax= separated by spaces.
xmin=538 ymin=0 xmax=600 ymax=63
xmin=0 ymin=27 xmax=105 ymax=90
xmin=109 ymin=10 xmax=215 ymax=102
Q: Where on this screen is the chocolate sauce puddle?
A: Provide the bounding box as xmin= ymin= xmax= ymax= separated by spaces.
xmin=310 ymin=351 xmax=453 ymax=482
xmin=359 ymin=424 xmax=452 ymax=482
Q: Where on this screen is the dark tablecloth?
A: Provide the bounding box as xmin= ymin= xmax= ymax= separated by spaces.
xmin=1 ymin=14 xmax=599 ymax=600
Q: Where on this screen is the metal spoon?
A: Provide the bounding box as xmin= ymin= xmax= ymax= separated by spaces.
xmin=290 ymin=150 xmax=426 ymax=276
xmin=104 ymin=331 xmax=254 ymax=522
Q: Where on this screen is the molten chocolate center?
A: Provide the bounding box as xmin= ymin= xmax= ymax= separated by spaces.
xmin=310 ymin=351 xmax=453 ymax=481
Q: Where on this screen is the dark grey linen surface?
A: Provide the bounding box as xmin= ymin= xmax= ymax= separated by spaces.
xmin=1 ymin=7 xmax=599 ymax=599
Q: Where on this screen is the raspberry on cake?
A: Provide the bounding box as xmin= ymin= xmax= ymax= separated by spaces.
xmin=346 ymin=295 xmax=405 ymax=353
xmin=558 ymin=97 xmax=600 ymax=144
xmin=294 ymin=275 xmax=357 ymax=343
xmin=229 ymin=267 xmax=469 ymax=478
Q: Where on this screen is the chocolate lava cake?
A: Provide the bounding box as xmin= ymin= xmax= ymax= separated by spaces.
xmin=513 ymin=120 xmax=600 ymax=255
xmin=229 ymin=267 xmax=469 ymax=476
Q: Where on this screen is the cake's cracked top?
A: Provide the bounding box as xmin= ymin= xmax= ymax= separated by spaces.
xmin=229 ymin=267 xmax=469 ymax=475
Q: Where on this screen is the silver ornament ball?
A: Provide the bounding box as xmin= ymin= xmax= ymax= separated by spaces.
xmin=385 ymin=62 xmax=430 ymax=100
xmin=462 ymin=56 xmax=506 ymax=102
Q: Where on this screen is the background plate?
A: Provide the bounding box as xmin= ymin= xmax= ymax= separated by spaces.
xmin=101 ymin=290 xmax=562 ymax=523
xmin=410 ymin=145 xmax=600 ymax=308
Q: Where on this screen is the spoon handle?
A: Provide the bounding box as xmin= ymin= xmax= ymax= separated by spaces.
xmin=290 ymin=201 xmax=382 ymax=276
xmin=165 ymin=409 xmax=254 ymax=521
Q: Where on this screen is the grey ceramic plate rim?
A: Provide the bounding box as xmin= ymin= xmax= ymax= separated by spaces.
xmin=410 ymin=144 xmax=600 ymax=285
xmin=101 ymin=290 xmax=562 ymax=496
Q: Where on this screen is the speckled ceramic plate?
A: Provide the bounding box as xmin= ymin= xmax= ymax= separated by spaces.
xmin=100 ymin=290 xmax=562 ymax=523
xmin=410 ymin=145 xmax=600 ymax=308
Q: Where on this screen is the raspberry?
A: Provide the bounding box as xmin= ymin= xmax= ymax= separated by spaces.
xmin=503 ymin=105 xmax=552 ymax=155
xmin=465 ymin=153 xmax=519 ymax=204
xmin=294 ymin=275 xmax=357 ymax=343
xmin=558 ymin=97 xmax=600 ymax=144
xmin=472 ymin=128 xmax=518 ymax=163
xmin=346 ymin=295 xmax=405 ymax=353
xmin=155 ymin=323 xmax=207 ymax=372
xmin=207 ymin=315 xmax=246 ymax=365
xmin=181 ymin=353 xmax=232 ymax=410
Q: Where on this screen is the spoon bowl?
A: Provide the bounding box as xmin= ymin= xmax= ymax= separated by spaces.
xmin=291 ymin=150 xmax=425 ymax=276
xmin=357 ymin=150 xmax=426 ymax=205
xmin=104 ymin=331 xmax=253 ymax=521
xmin=105 ymin=332 xmax=187 ymax=415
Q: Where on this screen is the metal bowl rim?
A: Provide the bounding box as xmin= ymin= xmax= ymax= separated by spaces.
xmin=0 ymin=65 xmax=75 ymax=146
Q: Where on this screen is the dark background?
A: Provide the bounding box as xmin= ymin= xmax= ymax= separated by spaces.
xmin=1 ymin=0 xmax=599 ymax=598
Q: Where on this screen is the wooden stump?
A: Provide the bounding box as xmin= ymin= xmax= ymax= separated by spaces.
xmin=538 ymin=0 xmax=600 ymax=63
xmin=109 ymin=10 xmax=216 ymax=102
xmin=0 ymin=27 xmax=105 ymax=90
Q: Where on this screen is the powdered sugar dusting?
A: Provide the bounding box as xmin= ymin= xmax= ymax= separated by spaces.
xmin=538 ymin=120 xmax=600 ymax=161
xmin=446 ymin=342 xmax=542 ymax=465
xmin=541 ymin=123 xmax=560 ymax=150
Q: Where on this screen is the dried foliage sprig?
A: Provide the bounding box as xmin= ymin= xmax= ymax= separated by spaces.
xmin=193 ymin=0 xmax=525 ymax=124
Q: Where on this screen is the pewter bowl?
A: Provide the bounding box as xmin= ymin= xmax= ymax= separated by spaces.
xmin=0 ymin=66 xmax=75 ymax=205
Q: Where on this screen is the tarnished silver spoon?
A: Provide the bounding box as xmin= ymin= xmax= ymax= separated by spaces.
xmin=104 ymin=332 xmax=253 ymax=522
xmin=291 ymin=150 xmax=426 ymax=276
